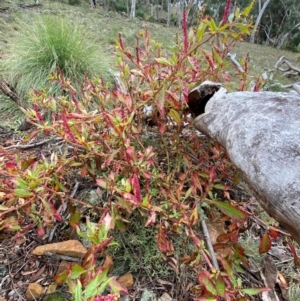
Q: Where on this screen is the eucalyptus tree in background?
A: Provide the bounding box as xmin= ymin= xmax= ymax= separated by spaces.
xmin=249 ymin=0 xmax=271 ymax=43
xmin=251 ymin=0 xmax=300 ymax=49
xmin=130 ymin=0 xmax=136 ymax=18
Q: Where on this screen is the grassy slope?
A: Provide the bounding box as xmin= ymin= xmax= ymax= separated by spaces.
xmin=0 ymin=0 xmax=299 ymax=83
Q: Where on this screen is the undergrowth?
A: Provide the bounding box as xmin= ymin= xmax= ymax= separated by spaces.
xmin=1 ymin=1 xmax=299 ymax=300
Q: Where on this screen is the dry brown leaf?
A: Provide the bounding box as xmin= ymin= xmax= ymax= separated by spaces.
xmin=103 ymin=254 xmax=114 ymax=272
xmin=118 ymin=273 xmax=134 ymax=289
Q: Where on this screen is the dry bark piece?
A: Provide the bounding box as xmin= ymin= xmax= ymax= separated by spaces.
xmin=158 ymin=293 xmax=173 ymax=301
xmin=191 ymin=82 xmax=300 ymax=244
xmin=32 ymin=240 xmax=87 ymax=258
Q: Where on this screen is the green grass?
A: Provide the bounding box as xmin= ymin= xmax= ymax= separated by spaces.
xmin=1 ymin=13 xmax=112 ymax=100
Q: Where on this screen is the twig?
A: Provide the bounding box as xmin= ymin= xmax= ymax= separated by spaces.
xmin=46 ymin=253 xmax=81 ymax=262
xmin=70 ymin=181 xmax=80 ymax=198
xmin=227 ymin=52 xmax=244 ymax=73
xmin=201 ymin=220 xmax=219 ymax=270
xmin=249 ymin=215 xmax=291 ymax=237
xmin=4 ymin=137 xmax=60 ymax=150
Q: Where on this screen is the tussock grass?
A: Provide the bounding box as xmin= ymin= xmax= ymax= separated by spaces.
xmin=1 ymin=14 xmax=112 ymax=99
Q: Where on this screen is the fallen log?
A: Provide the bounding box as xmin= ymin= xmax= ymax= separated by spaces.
xmin=275 ymin=56 xmax=300 ymax=77
xmin=0 ymin=80 xmax=20 ymax=103
xmin=189 ymin=81 xmax=300 ymax=244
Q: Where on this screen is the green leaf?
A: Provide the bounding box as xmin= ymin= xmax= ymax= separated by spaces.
xmin=69 ymin=211 xmax=81 ymax=228
xmin=198 ymin=271 xmax=217 ymax=296
xmin=213 ymin=183 xmax=225 ymax=190
xmin=215 ymin=275 xmax=225 ymax=297
xmin=234 ymin=23 xmax=251 ymax=35
xmin=154 ymin=57 xmax=173 ymax=66
xmin=241 ymin=287 xmax=270 ymax=296
xmin=55 ymin=270 xmax=67 ymax=284
xmin=205 ymin=18 xmax=218 ymax=32
xmin=241 ymin=0 xmax=255 ymax=17
xmin=212 ymin=46 xmax=223 ymax=65
xmin=84 ymin=268 xmax=109 ymax=298
xmin=259 ymin=233 xmax=272 ymax=254
xmin=70 ymin=264 xmax=85 ymax=279
xmin=14 ymin=188 xmax=33 ymax=198
xmin=197 ymin=22 xmax=207 ymax=41
xmin=211 ymin=200 xmax=247 ymax=221
xmin=74 ymin=280 xmax=82 ymax=301
xmin=168 ymin=109 xmax=181 ymax=124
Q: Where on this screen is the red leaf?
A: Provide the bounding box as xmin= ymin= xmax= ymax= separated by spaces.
xmin=156 ymin=224 xmax=174 ymax=255
xmin=217 ymin=230 xmax=239 ymax=243
xmin=259 ymin=233 xmax=272 ymax=254
xmin=268 ymin=228 xmax=279 ymax=239
xmin=209 ymin=166 xmax=216 ymax=183
xmin=131 ymin=174 xmax=141 ymax=204
xmin=288 ymin=242 xmax=300 ymax=268
xmin=145 ymin=211 xmax=156 ymax=227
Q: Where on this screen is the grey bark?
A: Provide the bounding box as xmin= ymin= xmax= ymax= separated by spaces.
xmin=167 ymin=0 xmax=171 ymax=26
xmin=190 ymin=82 xmax=300 ymax=244
xmin=130 ymin=0 xmax=136 ymax=18
xmin=250 ymin=0 xmax=271 ymax=43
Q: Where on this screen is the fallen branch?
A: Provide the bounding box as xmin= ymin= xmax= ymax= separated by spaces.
xmin=4 ymin=137 xmax=61 ymax=150
xmin=201 ymin=220 xmax=219 ymax=270
xmin=227 ymin=53 xmax=244 ymax=73
xmin=190 ymin=81 xmax=300 ymax=244
xmin=274 ymin=56 xmax=300 ymax=76
xmin=0 ymin=80 xmax=20 ymax=103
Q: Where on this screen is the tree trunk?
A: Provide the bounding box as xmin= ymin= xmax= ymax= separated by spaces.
xmin=177 ymin=1 xmax=182 ymax=27
xmin=250 ymin=0 xmax=271 ymax=43
xmin=130 ymin=0 xmax=136 ymax=18
xmin=276 ymin=23 xmax=300 ymax=49
xmin=190 ymin=82 xmax=300 ymax=244
xmin=167 ymin=0 xmax=171 ymax=26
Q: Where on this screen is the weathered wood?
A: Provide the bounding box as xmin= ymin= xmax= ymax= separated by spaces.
xmin=0 ymin=80 xmax=20 ymax=103
xmin=275 ymin=56 xmax=300 ymax=77
xmin=190 ymin=82 xmax=300 ymax=244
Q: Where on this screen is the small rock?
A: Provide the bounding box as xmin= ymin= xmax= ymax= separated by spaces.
xmin=25 ymin=283 xmax=44 ymax=300
xmin=158 ymin=293 xmax=173 ymax=301
xmin=32 ymin=240 xmax=87 ymax=258
xmin=118 ymin=273 xmax=134 ymax=289
xmin=141 ymin=289 xmax=156 ymax=301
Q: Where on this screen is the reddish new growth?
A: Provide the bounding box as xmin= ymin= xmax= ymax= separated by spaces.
xmin=182 ymin=10 xmax=189 ymax=55
xmin=95 ymin=294 xmax=120 ymax=301
xmin=221 ymin=0 xmax=232 ymax=26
